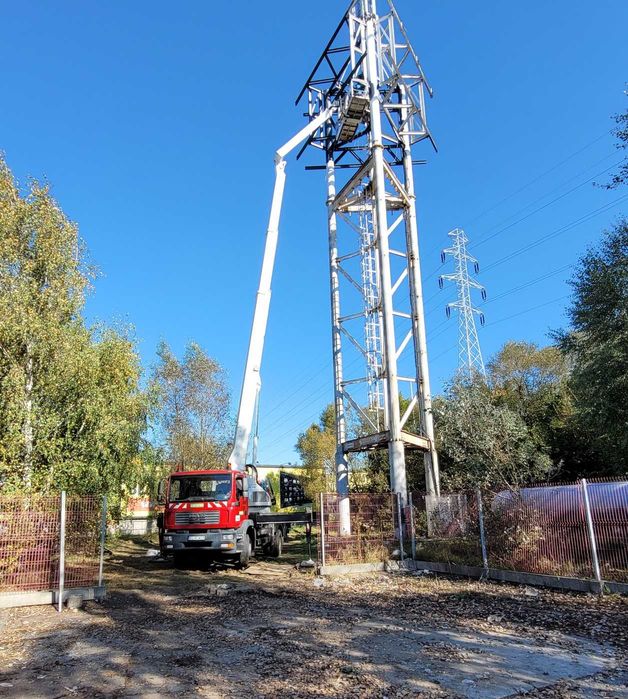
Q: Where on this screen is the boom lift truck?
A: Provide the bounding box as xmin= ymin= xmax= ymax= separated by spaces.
xmin=157 ymin=109 xmax=334 ymax=566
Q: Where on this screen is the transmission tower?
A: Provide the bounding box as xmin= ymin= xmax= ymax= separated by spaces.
xmin=297 ymin=0 xmax=441 ymax=520
xmin=439 ymin=228 xmax=487 ymax=377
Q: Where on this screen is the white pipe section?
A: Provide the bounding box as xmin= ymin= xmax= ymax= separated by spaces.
xmin=327 ymin=158 xmax=351 ymax=535
xmin=229 ymin=108 xmax=334 ymax=471
xmin=364 ymin=6 xmax=408 ymax=504
xmin=400 ymin=85 xmax=440 ymax=497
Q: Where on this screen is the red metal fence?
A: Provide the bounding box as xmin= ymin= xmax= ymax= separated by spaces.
xmin=484 ymin=484 xmax=594 ymax=578
xmin=586 ymin=480 xmax=628 ymax=582
xmin=0 ymin=494 xmax=103 ymax=593
xmin=412 ymin=479 xmax=628 ymax=583
xmin=318 ymin=479 xmax=628 ymax=584
xmin=318 ymin=493 xmax=398 ymax=566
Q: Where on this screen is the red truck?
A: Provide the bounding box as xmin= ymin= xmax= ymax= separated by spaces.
xmin=153 ymin=109 xmax=327 ymax=566
xmin=157 ymin=466 xmax=310 ymax=567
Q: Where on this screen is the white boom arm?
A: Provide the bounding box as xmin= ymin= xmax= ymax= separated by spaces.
xmin=229 ymin=108 xmax=334 ymax=471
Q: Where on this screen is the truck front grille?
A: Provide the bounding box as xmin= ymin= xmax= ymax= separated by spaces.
xmin=175 ymin=511 xmax=220 ymax=525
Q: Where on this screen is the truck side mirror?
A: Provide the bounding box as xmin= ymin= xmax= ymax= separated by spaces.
xmin=157 ymin=479 xmax=166 ymax=505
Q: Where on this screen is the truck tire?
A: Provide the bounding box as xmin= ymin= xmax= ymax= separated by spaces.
xmin=268 ymin=529 xmax=283 ymax=558
xmin=236 ymin=534 xmax=253 ymax=569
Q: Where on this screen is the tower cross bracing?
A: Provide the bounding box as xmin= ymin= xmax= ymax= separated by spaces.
xmin=297 ymin=0 xmax=441 ymax=519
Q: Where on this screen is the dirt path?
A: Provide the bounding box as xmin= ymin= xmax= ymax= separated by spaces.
xmin=0 ymin=536 xmax=626 ymax=698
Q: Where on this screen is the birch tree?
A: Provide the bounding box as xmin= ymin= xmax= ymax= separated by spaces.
xmin=150 ymin=341 xmax=231 ymax=469
xmin=0 ymin=157 xmax=147 ymax=502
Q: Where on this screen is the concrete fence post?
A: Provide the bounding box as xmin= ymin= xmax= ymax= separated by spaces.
xmin=409 ymin=492 xmax=417 ymax=561
xmin=476 ymin=488 xmax=489 ymax=574
xmin=98 ymin=495 xmax=107 ymax=588
xmin=319 ymin=493 xmax=326 ymax=569
xmin=580 ymin=478 xmax=603 ymax=595
xmin=58 ymin=491 xmax=66 ymax=613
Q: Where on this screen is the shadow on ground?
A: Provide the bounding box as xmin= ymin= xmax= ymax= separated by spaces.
xmin=0 ymin=535 xmax=626 ymax=698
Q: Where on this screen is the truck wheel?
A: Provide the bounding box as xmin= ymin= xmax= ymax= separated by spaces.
xmin=236 ymin=534 xmax=252 ymax=569
xmin=268 ymin=530 xmax=283 ymax=558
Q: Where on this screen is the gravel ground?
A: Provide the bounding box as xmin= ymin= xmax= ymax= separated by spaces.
xmin=0 ymin=536 xmax=626 ymax=698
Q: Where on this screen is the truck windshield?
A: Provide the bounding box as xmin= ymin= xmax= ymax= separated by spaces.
xmin=169 ymin=474 xmax=232 ymax=502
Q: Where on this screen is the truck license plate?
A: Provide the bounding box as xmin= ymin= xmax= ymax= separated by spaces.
xmin=188 ymin=535 xmax=205 ymax=541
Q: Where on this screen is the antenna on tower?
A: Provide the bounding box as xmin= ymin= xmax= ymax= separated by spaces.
xmin=439 ymin=228 xmax=487 ymax=378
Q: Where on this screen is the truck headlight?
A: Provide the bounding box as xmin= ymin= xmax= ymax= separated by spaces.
xmin=164 ymin=535 xmax=172 ymax=541
xmin=222 ymin=533 xmax=234 ymax=540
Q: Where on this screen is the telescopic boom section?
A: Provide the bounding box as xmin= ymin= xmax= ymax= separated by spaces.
xmin=228 ymin=108 xmax=334 ymax=472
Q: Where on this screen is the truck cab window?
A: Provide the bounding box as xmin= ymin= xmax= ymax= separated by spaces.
xmin=169 ymin=474 xmax=233 ymax=502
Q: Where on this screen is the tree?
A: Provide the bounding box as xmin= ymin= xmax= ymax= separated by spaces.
xmin=487 ymin=341 xmax=575 ymax=467
xmin=434 ymin=376 xmax=553 ymax=491
xmin=295 ymin=404 xmax=336 ymax=501
xmin=0 ymin=156 xmax=147 ymax=508
xmin=150 ymin=341 xmax=231 ymax=469
xmin=556 ymin=219 xmax=628 ymax=475
xmin=600 ymin=98 xmax=627 ymax=189
xmin=362 ymin=396 xmax=429 ymax=495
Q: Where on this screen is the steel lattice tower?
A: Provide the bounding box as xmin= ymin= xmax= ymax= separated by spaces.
xmin=297 ymin=0 xmax=440 ymax=524
xmin=439 ymin=228 xmax=486 ymax=377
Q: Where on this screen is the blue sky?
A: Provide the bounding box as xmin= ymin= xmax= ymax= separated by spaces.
xmin=1 ymin=0 xmax=627 ymax=464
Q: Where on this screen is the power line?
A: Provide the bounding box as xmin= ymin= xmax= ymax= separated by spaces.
xmin=422 ymin=131 xmax=614 ymax=260
xmin=480 ymin=263 xmax=574 ymax=305
xmin=260 ymin=354 xmax=362 ymax=439
xmin=465 ymin=130 xmax=612 ymax=226
xmin=261 ymin=358 xmax=330 ymax=420
xmin=423 ymin=260 xmax=573 ymax=321
xmin=261 ymin=381 xmax=332 ymax=436
xmin=483 ymin=193 xmax=628 ymax=273
xmin=261 ymin=187 xmax=624 ymax=455
xmin=260 ymin=263 xmax=575 ymax=447
xmin=470 ymin=151 xmax=618 ymax=247
xmin=483 ymin=294 xmax=571 ymax=328
xmin=422 ymin=156 xmax=618 ymax=285
xmin=264 ymin=290 xmax=574 ymax=457
xmin=470 ymin=159 xmax=624 ymax=250
xmin=427 ymin=266 xmax=577 ymax=358
xmin=427 ymin=295 xmax=571 ymax=369
xmin=260 ymin=408 xmax=324 ymax=456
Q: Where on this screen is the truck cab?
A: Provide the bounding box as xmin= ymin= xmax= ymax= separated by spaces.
xmin=157 ymin=469 xmax=283 ymax=567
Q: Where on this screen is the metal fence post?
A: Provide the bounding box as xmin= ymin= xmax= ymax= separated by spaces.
xmin=319 ymin=493 xmax=326 ymax=569
xmin=476 ymin=488 xmax=489 ymax=574
xmin=409 ymin=492 xmax=417 ymax=561
xmin=581 ymin=478 xmax=603 ymax=595
xmin=98 ymin=495 xmax=107 ymax=588
xmin=58 ymin=491 xmax=66 ymax=613
xmin=396 ymin=493 xmax=405 ymax=563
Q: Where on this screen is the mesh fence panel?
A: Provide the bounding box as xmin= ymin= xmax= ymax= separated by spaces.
xmin=407 ymin=479 xmax=627 ymax=583
xmin=0 ymin=495 xmax=101 ymax=593
xmin=484 ymin=485 xmax=593 ymax=578
xmin=410 ymin=491 xmax=484 ymax=567
xmin=313 ymin=481 xmax=627 ymax=580
xmin=65 ymin=496 xmax=101 ymax=588
xmin=0 ymin=495 xmax=61 ymax=593
xmin=319 ymin=493 xmax=397 ymax=565
xmin=587 ymin=480 xmax=628 ymax=582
